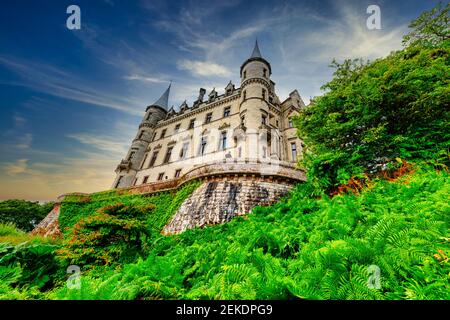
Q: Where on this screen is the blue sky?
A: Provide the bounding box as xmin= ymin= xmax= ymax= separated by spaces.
xmin=0 ymin=0 xmax=442 ymax=201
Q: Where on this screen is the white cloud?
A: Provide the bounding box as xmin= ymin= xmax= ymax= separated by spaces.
xmin=177 ymin=60 xmax=231 ymax=77
xmin=4 ymin=159 xmax=28 ymax=176
xmin=67 ymin=133 xmax=129 ymax=156
xmin=124 ymin=74 xmax=167 ymax=83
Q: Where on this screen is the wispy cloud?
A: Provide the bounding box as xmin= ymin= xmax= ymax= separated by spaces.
xmin=124 ymin=74 xmax=168 ymax=83
xmin=177 ymin=60 xmax=232 ymax=77
xmin=5 ymin=159 xmax=28 ymax=176
xmin=67 ymin=133 xmax=129 ymax=156
xmin=0 ymin=56 xmax=146 ymax=116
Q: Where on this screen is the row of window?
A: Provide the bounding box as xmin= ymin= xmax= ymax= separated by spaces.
xmin=136 ymin=168 xmax=182 ymax=185
xmin=138 ymin=131 xmax=229 ymax=169
xmin=149 ymin=107 xmax=232 ymax=142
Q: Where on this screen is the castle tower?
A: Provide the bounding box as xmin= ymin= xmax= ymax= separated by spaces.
xmin=239 ymin=40 xmax=272 ymax=161
xmin=112 ymin=84 xmax=170 ymax=188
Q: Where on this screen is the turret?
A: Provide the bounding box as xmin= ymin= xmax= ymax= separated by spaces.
xmin=239 ymin=40 xmax=272 ymax=161
xmin=112 ymin=84 xmax=170 ymax=188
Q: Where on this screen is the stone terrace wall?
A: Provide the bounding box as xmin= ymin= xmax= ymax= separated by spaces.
xmin=162 ymin=179 xmax=292 ymax=234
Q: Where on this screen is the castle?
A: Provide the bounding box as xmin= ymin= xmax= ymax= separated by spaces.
xmin=113 ymin=41 xmax=306 ymax=191
xmin=32 ymin=41 xmax=307 ymax=237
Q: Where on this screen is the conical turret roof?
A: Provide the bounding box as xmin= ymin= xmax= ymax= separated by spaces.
xmin=250 ymin=39 xmax=262 ymax=58
xmin=151 ymin=83 xmax=171 ymax=110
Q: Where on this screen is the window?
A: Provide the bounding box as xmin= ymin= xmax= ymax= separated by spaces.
xmin=269 ymin=96 xmax=273 ymax=103
xmin=205 ymin=113 xmax=212 ymax=124
xmin=174 ymin=124 xmax=180 ymax=134
xmin=291 ymin=142 xmax=297 ymax=160
xmin=189 ymin=118 xmax=195 ymax=129
xmin=152 ymin=132 xmax=157 ymax=141
xmin=262 ymin=88 xmax=266 ymax=100
xmin=223 ymin=107 xmax=231 ymax=118
xmin=276 ymin=120 xmax=279 ymax=127
xmin=115 ymin=176 xmax=123 ymax=188
xmin=128 ymin=151 xmax=136 ymax=161
xmin=241 ymin=115 xmax=245 ymax=125
xmin=146 ymin=112 xmax=152 ymax=121
xmin=199 ymin=137 xmax=207 ymax=155
xmin=157 ymin=173 xmax=165 ymax=181
xmin=138 ymin=131 xmax=145 ymax=140
xmin=140 ymin=153 xmax=148 ymax=169
xmin=149 ymin=151 xmax=159 ymax=167
xmin=288 ymin=118 xmax=294 ymax=128
xmin=174 ymin=169 xmax=182 ymax=178
xmin=261 ymin=114 xmax=267 ymax=125
xmin=163 ymin=146 xmax=173 ymax=163
xmin=238 ymin=147 xmax=242 ymax=158
xmin=142 ymin=176 xmax=149 ymax=184
xmin=180 ymin=142 xmax=189 ymax=159
xmin=160 ymin=129 xmax=167 ymax=139
xmin=243 ymin=91 xmax=246 ymax=100
xmin=220 ymin=131 xmax=227 ymax=150
xmin=263 ymin=68 xmax=267 ymax=77
xmin=262 ymin=146 xmax=267 ymax=159
xmin=243 ymin=70 xmax=247 ymax=79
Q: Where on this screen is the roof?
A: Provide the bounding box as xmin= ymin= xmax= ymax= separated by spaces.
xmin=151 ymin=83 xmax=171 ymax=110
xmin=250 ymin=39 xmax=262 ymax=58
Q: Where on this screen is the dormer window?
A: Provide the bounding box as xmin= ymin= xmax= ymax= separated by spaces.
xmin=160 ymin=129 xmax=167 ymax=139
xmin=263 ymin=68 xmax=267 ymax=77
xmin=174 ymin=124 xmax=180 ymax=134
xmin=243 ymin=70 xmax=247 ymax=79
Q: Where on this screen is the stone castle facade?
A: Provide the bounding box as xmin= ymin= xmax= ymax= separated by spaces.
xmin=113 ymin=41 xmax=306 ymax=191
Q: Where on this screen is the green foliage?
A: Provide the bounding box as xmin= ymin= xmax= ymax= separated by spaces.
xmin=57 ymin=203 xmax=153 ymax=267
xmin=0 ymin=223 xmax=25 ymax=237
xmin=0 ymin=237 xmax=61 ymax=298
xmin=56 ymin=181 xmax=201 ymax=268
xmin=44 ymin=166 xmax=449 ymax=300
xmin=0 ymin=200 xmax=54 ymax=232
xmin=295 ymin=3 xmax=450 ymax=191
xmin=403 ymin=2 xmax=450 ymax=47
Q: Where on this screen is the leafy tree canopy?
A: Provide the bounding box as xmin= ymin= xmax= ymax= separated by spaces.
xmin=295 ymin=3 xmax=450 ymax=191
xmin=0 ymin=200 xmax=54 ymax=232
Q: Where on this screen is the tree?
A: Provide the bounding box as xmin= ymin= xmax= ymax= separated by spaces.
xmin=0 ymin=200 xmax=54 ymax=232
xmin=402 ymin=2 xmax=450 ymax=47
xmin=295 ymin=4 xmax=450 ymax=191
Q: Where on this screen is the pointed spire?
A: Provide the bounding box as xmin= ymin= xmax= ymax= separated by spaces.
xmin=250 ymin=39 xmax=262 ymax=58
xmin=152 ymin=83 xmax=171 ymax=109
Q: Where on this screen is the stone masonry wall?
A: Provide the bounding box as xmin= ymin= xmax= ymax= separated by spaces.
xmin=162 ymin=179 xmax=292 ymax=234
xmin=31 ymin=203 xmax=62 ymax=238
